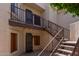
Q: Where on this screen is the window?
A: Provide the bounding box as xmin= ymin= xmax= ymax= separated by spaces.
xmin=25 ymin=9 xmax=33 ymax=24
xmin=34 ymin=14 xmax=41 ymax=26
xmin=33 ymin=36 xmax=40 ymax=45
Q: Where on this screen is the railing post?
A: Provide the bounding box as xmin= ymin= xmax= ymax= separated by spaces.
xmin=48 ymin=20 xmax=49 ymax=28
xmin=71 ymin=38 xmax=79 ymax=56
xmin=33 ymin=15 xmax=34 ymax=26
xmin=42 ymin=18 xmax=45 ymax=28
xmin=10 ymin=4 xmax=13 ymax=20
xmin=24 ymin=10 xmax=25 ymax=23
xmin=40 ymin=17 xmax=43 ymax=27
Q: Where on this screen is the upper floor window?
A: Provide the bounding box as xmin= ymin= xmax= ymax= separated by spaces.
xmin=25 ymin=9 xmax=33 ymax=24
xmin=34 ymin=14 xmax=41 ymax=26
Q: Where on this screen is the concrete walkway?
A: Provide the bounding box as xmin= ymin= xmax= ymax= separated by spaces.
xmin=20 ymin=50 xmax=51 ymax=56
xmin=20 ymin=50 xmax=41 ymax=56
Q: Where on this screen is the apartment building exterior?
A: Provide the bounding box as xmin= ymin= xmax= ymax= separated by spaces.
xmin=0 ymin=3 xmax=79 ymax=56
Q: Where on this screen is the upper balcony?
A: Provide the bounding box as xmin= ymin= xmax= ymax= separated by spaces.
xmin=9 ymin=4 xmax=45 ymax=30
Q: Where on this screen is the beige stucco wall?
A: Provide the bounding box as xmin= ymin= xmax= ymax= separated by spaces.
xmin=57 ymin=12 xmax=79 ymax=29
xmin=10 ymin=26 xmax=53 ymax=55
xmin=42 ymin=4 xmax=58 ymax=24
xmin=70 ymin=21 xmax=79 ymax=41
xmin=0 ymin=3 xmax=10 ymax=55
xmin=70 ymin=23 xmax=76 ymax=41
xmin=40 ymin=30 xmax=53 ymax=51
xmin=48 ymin=6 xmax=58 ymax=24
xmin=20 ymin=4 xmax=44 ymax=16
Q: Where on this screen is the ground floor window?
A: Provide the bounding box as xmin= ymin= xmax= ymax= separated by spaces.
xmin=11 ymin=33 xmax=17 ymax=53
xmin=33 ymin=35 xmax=40 ymax=46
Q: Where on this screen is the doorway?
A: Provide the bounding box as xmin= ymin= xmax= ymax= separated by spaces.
xmin=26 ymin=33 xmax=33 ymax=52
xmin=11 ymin=33 xmax=18 ymax=53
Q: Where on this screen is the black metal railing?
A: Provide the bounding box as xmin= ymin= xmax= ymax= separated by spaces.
xmin=10 ymin=6 xmax=43 ymax=27
xmin=11 ymin=6 xmax=25 ymax=23
xmin=42 ymin=18 xmax=64 ymax=37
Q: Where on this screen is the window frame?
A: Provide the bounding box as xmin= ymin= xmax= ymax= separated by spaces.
xmin=34 ymin=14 xmax=41 ymax=26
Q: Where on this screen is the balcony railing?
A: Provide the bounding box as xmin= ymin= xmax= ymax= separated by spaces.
xmin=10 ymin=6 xmax=43 ymax=27
xmin=10 ymin=5 xmax=25 ymax=23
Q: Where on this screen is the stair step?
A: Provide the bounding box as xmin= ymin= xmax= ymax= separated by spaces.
xmin=64 ymin=38 xmax=69 ymax=41
xmin=60 ymin=45 xmax=75 ymax=49
xmin=57 ymin=48 xmax=72 ymax=54
xmin=63 ymin=39 xmax=69 ymax=42
xmin=55 ymin=52 xmax=67 ymax=56
xmin=62 ymin=41 xmax=76 ymax=46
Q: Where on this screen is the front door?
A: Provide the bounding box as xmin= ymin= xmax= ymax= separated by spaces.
xmin=11 ymin=33 xmax=17 ymax=53
xmin=26 ymin=33 xmax=33 ymax=52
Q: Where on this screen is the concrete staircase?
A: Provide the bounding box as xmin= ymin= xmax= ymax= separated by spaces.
xmin=54 ymin=40 xmax=76 ymax=56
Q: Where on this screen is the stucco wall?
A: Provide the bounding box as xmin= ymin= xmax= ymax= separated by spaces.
xmin=21 ymin=4 xmax=44 ymax=16
xmin=57 ymin=12 xmax=79 ymax=29
xmin=42 ymin=4 xmax=57 ymax=24
xmin=35 ymin=3 xmax=47 ymax=10
xmin=70 ymin=21 xmax=79 ymax=41
xmin=0 ymin=3 xmax=10 ymax=55
xmin=48 ymin=6 xmax=58 ymax=24
xmin=40 ymin=30 xmax=53 ymax=51
xmin=10 ymin=26 xmax=53 ymax=55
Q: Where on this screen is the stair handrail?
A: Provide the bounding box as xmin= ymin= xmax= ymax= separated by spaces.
xmin=38 ymin=28 xmax=63 ymax=56
xmin=71 ymin=38 xmax=79 ymax=56
xmin=49 ymin=37 xmax=64 ymax=56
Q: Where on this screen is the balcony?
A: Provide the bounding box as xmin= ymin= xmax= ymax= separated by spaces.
xmin=9 ymin=5 xmax=44 ymax=30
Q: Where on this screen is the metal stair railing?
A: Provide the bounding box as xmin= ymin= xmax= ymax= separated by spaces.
xmin=38 ymin=28 xmax=64 ymax=56
xmin=49 ymin=37 xmax=64 ymax=56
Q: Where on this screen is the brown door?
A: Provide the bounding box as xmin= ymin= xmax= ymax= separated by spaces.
xmin=11 ymin=33 xmax=17 ymax=53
